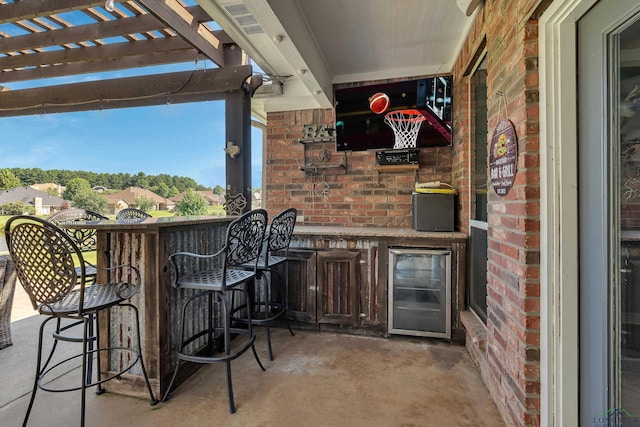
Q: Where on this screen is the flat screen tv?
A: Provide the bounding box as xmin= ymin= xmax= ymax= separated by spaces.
xmin=334 ymin=76 xmax=452 ymax=152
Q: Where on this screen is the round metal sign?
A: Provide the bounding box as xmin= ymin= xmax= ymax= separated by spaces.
xmin=489 ymin=119 xmax=518 ymax=196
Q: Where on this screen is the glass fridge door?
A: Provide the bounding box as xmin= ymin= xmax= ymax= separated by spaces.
xmin=388 ymin=248 xmax=451 ymax=338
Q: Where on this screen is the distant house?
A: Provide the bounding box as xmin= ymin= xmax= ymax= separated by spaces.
xmin=105 ymin=186 xmax=172 ymax=213
xmin=30 ymin=183 xmax=65 ymax=196
xmin=171 ymin=191 xmax=223 ymax=207
xmin=0 ymin=186 xmax=68 ymax=215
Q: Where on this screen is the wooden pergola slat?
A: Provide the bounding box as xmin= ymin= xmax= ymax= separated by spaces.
xmin=1 ymin=13 xmax=166 ymax=53
xmin=0 ymin=65 xmax=252 ymax=116
xmin=0 ymin=36 xmax=191 ymax=70
xmin=0 ymin=0 xmax=104 ymax=24
xmin=0 ymin=49 xmax=199 ymax=84
xmin=137 ymin=0 xmax=225 ymax=66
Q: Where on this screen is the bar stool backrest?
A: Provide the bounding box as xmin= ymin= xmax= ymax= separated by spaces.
xmin=267 ymin=208 xmax=297 ymax=257
xmin=48 ymin=208 xmax=108 ymax=253
xmin=224 ymin=209 xmax=268 ymax=270
xmin=116 ymin=208 xmax=151 ymax=224
xmin=5 ymin=216 xmax=86 ymax=312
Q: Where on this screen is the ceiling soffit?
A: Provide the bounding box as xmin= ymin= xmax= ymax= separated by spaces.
xmin=198 ymin=0 xmax=475 ymax=115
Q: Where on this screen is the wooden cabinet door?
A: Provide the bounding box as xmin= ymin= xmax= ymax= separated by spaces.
xmin=317 ymin=250 xmax=360 ymax=325
xmin=283 ymin=249 xmax=317 ymax=323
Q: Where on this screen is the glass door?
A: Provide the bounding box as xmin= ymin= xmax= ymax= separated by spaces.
xmin=618 ymin=16 xmax=640 ymax=418
xmin=388 ymin=248 xmax=451 ymax=338
xmin=579 ymin=1 xmax=640 ymax=423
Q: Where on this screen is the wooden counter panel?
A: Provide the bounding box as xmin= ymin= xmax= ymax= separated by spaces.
xmin=287 ymin=230 xmax=467 ymax=340
xmin=98 ymin=218 xmax=233 ymax=397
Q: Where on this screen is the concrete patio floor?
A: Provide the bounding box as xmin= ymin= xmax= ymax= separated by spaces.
xmin=1 ymin=287 xmax=505 ymax=427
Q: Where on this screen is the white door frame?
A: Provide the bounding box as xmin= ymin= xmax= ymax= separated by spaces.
xmin=539 ymin=0 xmax=598 ymax=426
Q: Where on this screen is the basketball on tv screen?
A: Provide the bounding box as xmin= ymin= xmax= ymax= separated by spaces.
xmin=334 ymin=76 xmax=452 ymax=152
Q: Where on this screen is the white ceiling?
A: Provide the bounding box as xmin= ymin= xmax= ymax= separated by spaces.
xmin=198 ymin=0 xmax=478 ymax=121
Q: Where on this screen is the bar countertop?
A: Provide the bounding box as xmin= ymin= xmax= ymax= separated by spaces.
xmin=293 ymin=225 xmax=467 ymax=241
xmin=59 ymin=215 xmax=234 ymax=231
xmin=59 ymin=215 xmax=467 ymax=241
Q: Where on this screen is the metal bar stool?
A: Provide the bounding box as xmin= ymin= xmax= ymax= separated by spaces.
xmin=47 ymin=208 xmax=109 ymax=386
xmin=162 ymin=209 xmax=268 ymax=414
xmin=233 ymin=207 xmax=297 ymax=360
xmin=5 ymin=215 xmax=158 ymax=427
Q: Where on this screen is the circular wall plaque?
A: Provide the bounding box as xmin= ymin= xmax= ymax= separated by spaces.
xmin=489 ymin=119 xmax=518 ymax=196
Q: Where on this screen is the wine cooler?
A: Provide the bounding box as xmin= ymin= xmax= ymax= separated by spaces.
xmin=388 ymin=248 xmax=451 ymax=338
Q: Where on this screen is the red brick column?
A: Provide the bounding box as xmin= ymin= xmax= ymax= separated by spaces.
xmin=452 ymin=1 xmax=545 ymax=426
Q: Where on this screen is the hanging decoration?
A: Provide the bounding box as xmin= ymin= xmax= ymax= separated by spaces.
xmin=489 ymin=119 xmax=518 ymax=196
xmin=489 ymin=92 xmax=518 ymax=196
xmin=224 ymin=141 xmax=241 ymax=158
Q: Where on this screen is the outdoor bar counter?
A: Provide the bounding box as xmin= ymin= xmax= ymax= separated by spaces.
xmin=72 ymin=215 xmax=235 ymax=399
xmin=76 ymin=216 xmax=466 ymax=398
xmin=283 ymin=226 xmax=466 ymax=339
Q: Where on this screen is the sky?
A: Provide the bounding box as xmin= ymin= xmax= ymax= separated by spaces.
xmin=1 ymin=99 xmax=264 ymax=190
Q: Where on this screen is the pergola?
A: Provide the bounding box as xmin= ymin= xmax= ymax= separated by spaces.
xmin=0 ymin=0 xmax=258 ymax=212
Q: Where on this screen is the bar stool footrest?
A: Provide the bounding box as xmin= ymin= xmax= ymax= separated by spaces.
xmin=37 ymin=347 xmax=142 ymax=393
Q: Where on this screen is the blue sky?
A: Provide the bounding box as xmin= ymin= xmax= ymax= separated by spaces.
xmin=1 ymin=99 xmax=264 ymax=190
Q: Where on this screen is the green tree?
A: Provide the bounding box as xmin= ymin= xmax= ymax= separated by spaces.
xmin=72 ymin=191 xmax=107 ymax=213
xmin=0 ymin=201 xmax=34 ymax=215
xmin=0 ymin=168 xmax=21 ymax=190
xmin=132 ymin=172 xmax=150 ymax=189
xmin=5 ymin=167 xmax=211 ymax=193
xmin=63 ymin=177 xmax=92 ymax=201
xmin=44 ymin=187 xmax=60 ymax=197
xmin=175 ymin=189 xmax=207 ymax=216
xmin=212 ymin=185 xmax=225 ymax=195
xmin=62 ymin=177 xmax=107 ymax=213
xmin=134 ymin=196 xmax=154 ymax=212
xmin=153 ymin=182 xmax=172 ymax=198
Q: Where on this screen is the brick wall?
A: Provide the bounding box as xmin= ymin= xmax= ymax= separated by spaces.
xmin=452 ymin=1 xmax=545 ymax=426
xmin=265 ymin=109 xmax=453 ymax=228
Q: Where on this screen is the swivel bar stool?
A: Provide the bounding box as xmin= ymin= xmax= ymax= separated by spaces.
xmin=162 ymin=209 xmax=268 ymax=414
xmin=5 ymin=216 xmax=157 ymax=426
xmin=234 ymin=207 xmax=297 ymax=360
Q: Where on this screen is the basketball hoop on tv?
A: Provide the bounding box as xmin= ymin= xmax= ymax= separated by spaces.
xmin=384 ymin=109 xmax=426 ymax=149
